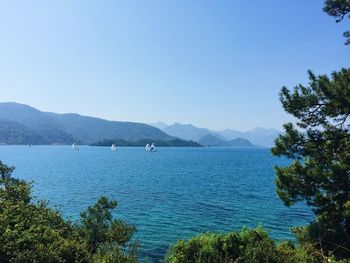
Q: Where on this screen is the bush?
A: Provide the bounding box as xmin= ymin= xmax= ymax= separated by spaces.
xmin=92 ymin=242 xmax=139 ymax=263
xmin=0 ymin=161 xmax=138 ymax=263
xmin=166 ymin=227 xmax=327 ymax=263
xmin=0 ymin=169 xmax=90 ymax=262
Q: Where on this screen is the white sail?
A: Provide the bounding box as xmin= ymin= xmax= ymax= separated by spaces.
xmin=150 ymin=142 xmax=156 ymax=152
xmin=145 ymin=143 xmax=151 ymax=151
xmin=72 ymin=143 xmax=79 ymax=151
xmin=111 ymin=144 xmax=117 ymax=152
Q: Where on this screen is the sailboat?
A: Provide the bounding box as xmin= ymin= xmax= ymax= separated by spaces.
xmin=145 ymin=143 xmax=151 ymax=152
xmin=111 ymin=144 xmax=117 ymax=152
xmin=72 ymin=143 xmax=79 ymax=151
xmin=150 ymin=142 xmax=156 ymax=152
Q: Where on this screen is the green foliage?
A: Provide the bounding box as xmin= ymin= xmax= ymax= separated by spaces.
xmin=0 ymin=160 xmax=14 ymax=180
xmin=276 ymin=241 xmax=327 ymax=263
xmin=92 ymin=243 xmax=139 ymax=263
xmin=272 ymin=69 xmax=350 ymax=259
xmin=0 ymin=168 xmax=90 ymax=262
xmin=323 ymin=0 xmax=350 ymax=45
xmin=0 ymin=161 xmax=138 ymax=263
xmin=166 ymin=227 xmax=326 ymax=263
xmin=80 ymin=196 xmax=136 ymax=253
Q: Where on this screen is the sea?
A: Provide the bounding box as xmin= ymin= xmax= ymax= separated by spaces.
xmin=0 ymin=146 xmax=313 ymax=262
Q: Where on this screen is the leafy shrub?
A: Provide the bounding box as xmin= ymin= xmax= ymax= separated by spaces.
xmin=166 ymin=227 xmax=327 ymax=263
xmin=0 ymin=161 xmax=137 ymax=263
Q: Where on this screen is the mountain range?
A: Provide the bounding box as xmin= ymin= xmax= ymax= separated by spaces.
xmin=149 ymin=122 xmax=282 ymax=147
xmin=0 ymin=102 xmax=281 ymax=147
xmin=0 ymin=102 xmax=177 ymax=145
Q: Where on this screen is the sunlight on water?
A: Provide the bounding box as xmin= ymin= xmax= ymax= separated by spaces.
xmin=0 ymin=146 xmax=313 ymax=261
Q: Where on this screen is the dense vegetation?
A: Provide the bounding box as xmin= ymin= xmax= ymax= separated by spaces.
xmin=166 ymin=227 xmax=328 ymax=263
xmin=271 ymin=69 xmax=350 ymax=260
xmin=0 ymin=161 xmax=138 ymax=263
xmin=92 ymin=138 xmax=202 ymax=147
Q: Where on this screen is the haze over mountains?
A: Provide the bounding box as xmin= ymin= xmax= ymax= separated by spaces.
xmin=0 ymin=102 xmax=281 ymax=147
xmin=149 ymin=122 xmax=282 ymax=147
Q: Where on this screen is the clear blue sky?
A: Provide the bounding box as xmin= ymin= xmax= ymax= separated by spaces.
xmin=0 ymin=0 xmax=349 ymax=131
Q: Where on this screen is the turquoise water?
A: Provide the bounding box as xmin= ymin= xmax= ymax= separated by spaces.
xmin=0 ymin=146 xmax=313 ymax=261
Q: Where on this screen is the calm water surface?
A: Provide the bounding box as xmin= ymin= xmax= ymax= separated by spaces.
xmin=0 ymin=146 xmax=313 ymax=261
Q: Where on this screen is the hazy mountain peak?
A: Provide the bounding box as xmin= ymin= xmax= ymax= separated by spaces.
xmin=161 ymin=122 xmax=282 ymax=147
xmin=163 ymin=122 xmax=211 ymax=141
xmin=199 ymin=134 xmax=228 ymax=146
xmin=172 ymin=122 xmax=196 ymax=127
xmin=0 ymin=102 xmax=41 ymax=114
xmin=148 ymin=121 xmax=168 ymax=130
xmin=251 ymin=127 xmax=281 ymax=133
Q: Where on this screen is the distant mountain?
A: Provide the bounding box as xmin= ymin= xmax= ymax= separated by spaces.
xmin=148 ymin=122 xmax=169 ymax=130
xmin=0 ymin=103 xmax=282 ymax=146
xmin=217 ymin=127 xmax=281 ymax=147
xmin=216 ymin=129 xmax=244 ymax=141
xmin=158 ymin=122 xmax=281 ymax=147
xmin=0 ymin=118 xmax=43 ymax=145
xmin=45 ymin=112 xmax=173 ymax=144
xmin=163 ymin=123 xmax=212 ymax=142
xmin=238 ymin=127 xmax=281 ymax=147
xmin=0 ymin=103 xmax=74 ymax=144
xmin=228 ymin=138 xmax=254 ymax=147
xmin=198 ymin=134 xmax=255 ymax=147
xmin=198 ymin=134 xmax=229 ymax=146
xmin=0 ymin=102 xmax=177 ymax=145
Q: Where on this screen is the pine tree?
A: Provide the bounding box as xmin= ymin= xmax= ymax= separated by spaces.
xmin=272 ymin=68 xmax=350 ymax=259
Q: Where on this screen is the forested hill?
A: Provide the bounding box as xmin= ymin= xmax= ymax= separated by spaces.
xmin=0 ymin=102 xmax=176 ymax=145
